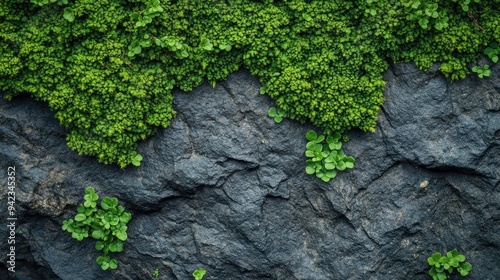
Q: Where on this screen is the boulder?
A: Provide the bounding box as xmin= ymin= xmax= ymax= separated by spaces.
xmin=0 ymin=63 xmax=498 ymax=279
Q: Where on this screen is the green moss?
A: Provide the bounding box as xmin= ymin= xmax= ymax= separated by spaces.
xmin=1 ymin=0 xmax=499 ymax=167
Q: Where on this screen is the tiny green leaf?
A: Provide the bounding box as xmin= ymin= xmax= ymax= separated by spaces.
xmin=101 ymin=261 xmax=110 ymax=270
xmin=268 ymin=107 xmax=277 ymax=117
xmin=324 ymin=162 xmax=335 ymax=170
xmin=315 ymin=135 xmax=325 ymax=143
xmin=95 ymin=241 xmax=105 ymax=250
xmin=305 ymin=166 xmax=315 ymax=174
xmin=306 ymin=130 xmax=317 ymax=141
xmin=63 ymin=7 xmax=75 ymax=22
xmin=337 ymin=161 xmax=346 ymax=171
xmin=75 ymin=214 xmax=86 ymax=221
xmin=325 ymin=170 xmax=337 ymax=179
xmin=115 ymin=231 xmax=128 ymax=241
xmin=193 ymin=268 xmax=206 ymax=280
xmin=109 ymin=259 xmax=118 ymax=270
xmin=320 ymin=176 xmax=330 ymax=182
xmin=92 ymin=230 xmax=104 ymax=240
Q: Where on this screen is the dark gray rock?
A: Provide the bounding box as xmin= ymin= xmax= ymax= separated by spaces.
xmin=0 ymin=63 xmax=499 ymax=280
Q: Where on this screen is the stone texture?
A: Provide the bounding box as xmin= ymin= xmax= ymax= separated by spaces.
xmin=0 ymin=63 xmax=499 ymax=280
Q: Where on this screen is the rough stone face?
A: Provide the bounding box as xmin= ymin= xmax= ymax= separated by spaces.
xmin=0 ymin=63 xmax=499 ymax=280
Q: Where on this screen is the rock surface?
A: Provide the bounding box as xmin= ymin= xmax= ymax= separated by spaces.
xmin=0 ymin=63 xmax=499 ymax=280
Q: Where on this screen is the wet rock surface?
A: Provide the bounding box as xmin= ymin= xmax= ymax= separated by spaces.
xmin=1 ymin=63 xmax=499 ymax=280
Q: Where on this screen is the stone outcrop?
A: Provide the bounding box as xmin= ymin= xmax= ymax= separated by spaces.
xmin=0 ymin=63 xmax=499 ymax=280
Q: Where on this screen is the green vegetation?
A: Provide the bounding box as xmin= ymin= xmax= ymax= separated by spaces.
xmin=472 ymin=64 xmax=491 ymax=77
xmin=305 ymin=130 xmax=354 ymax=182
xmin=268 ymin=107 xmax=287 ymax=123
xmin=485 ymin=43 xmax=500 ymax=62
xmin=428 ymin=249 xmax=472 ymax=280
xmin=153 ymin=268 xmax=159 ymax=278
xmin=130 ymin=152 xmax=143 ymax=167
xmin=193 ymin=268 xmax=206 ymax=280
xmin=62 ymin=187 xmax=132 ymax=270
xmin=1 ymin=0 xmax=499 ymax=167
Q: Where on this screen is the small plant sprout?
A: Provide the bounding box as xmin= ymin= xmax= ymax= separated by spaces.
xmin=153 ymin=268 xmax=159 ymax=278
xmin=428 ymin=249 xmax=472 ymax=280
xmin=131 ymin=152 xmax=143 ymax=167
xmin=268 ymin=107 xmax=287 ymax=123
xmin=62 ymin=187 xmax=132 ymax=270
xmin=193 ymin=268 xmax=206 ymax=280
xmin=305 ymin=130 xmax=355 ymax=182
xmin=365 ymin=0 xmax=377 ymax=16
xmin=199 ymin=38 xmax=214 ymax=51
xmin=302 ymin=13 xmax=313 ymax=21
xmin=218 ymin=41 xmax=232 ymax=51
xmin=472 ymin=65 xmax=491 ymax=78
xmin=485 ymin=44 xmax=499 ymax=63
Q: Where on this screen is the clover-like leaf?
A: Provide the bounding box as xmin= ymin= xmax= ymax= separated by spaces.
xmin=306 ymin=141 xmax=316 ymax=150
xmin=85 ymin=187 xmax=96 ymax=195
xmin=315 ymin=135 xmax=325 ymax=143
xmin=324 ymin=162 xmax=335 ymax=170
xmin=320 ymin=176 xmax=330 ymax=182
xmin=336 ymin=161 xmax=346 ymax=171
xmin=276 ymin=108 xmax=286 ymax=117
xmin=109 ymin=240 xmax=124 ymax=252
xmin=75 ymin=214 xmax=87 ymax=222
xmin=455 ymin=254 xmax=465 ymax=262
xmin=101 ymin=197 xmax=118 ymax=210
xmin=96 ymin=256 xmax=107 ymax=265
xmin=109 ymin=259 xmax=118 ymax=270
xmin=219 ymin=43 xmax=232 ymax=51
xmin=101 ymin=261 xmax=110 ymax=270
xmin=131 ymin=153 xmax=143 ymax=167
xmin=329 ymin=141 xmax=342 ymax=150
xmin=115 ymin=230 xmax=128 ymax=241
xmin=92 ymin=229 xmax=104 ymax=240
xmin=95 ymin=241 xmax=105 ymax=250
xmin=305 ymin=150 xmax=315 ymax=157
xmin=193 ymin=268 xmax=206 ymax=280
xmin=268 ymin=107 xmax=277 ymax=117
xmin=120 ymin=212 xmax=132 ymax=224
xmin=325 ymin=170 xmax=337 ymax=179
xmin=459 ymin=262 xmax=472 ymax=275
xmin=199 ymin=38 xmax=214 ymax=51
xmin=313 ymin=143 xmax=323 ymax=152
xmin=130 ymin=12 xmax=140 ymax=20
xmin=306 ymin=130 xmax=317 ymax=141
xmin=305 ymin=166 xmax=316 ymax=174
xmin=63 ymin=7 xmax=75 ymax=22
